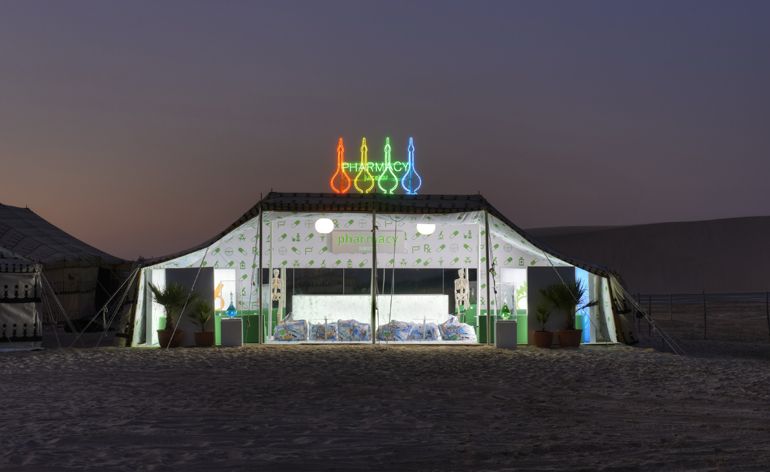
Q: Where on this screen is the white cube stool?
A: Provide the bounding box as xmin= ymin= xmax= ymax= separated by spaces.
xmin=221 ymin=318 xmax=243 ymax=347
xmin=495 ymin=320 xmax=517 ymax=349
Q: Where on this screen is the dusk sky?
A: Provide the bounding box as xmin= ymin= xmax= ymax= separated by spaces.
xmin=2 ymin=0 xmax=769 ymax=260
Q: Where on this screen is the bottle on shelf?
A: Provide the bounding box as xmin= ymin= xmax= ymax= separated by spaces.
xmin=226 ymin=292 xmax=237 ymax=318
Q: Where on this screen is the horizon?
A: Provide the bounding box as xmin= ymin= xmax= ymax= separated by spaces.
xmin=3 ymin=0 xmax=770 ymax=259
xmin=4 ymin=196 xmax=770 ymax=261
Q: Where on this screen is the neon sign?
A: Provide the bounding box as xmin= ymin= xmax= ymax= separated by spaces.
xmin=376 ymin=137 xmax=399 ymax=194
xmin=329 ymin=137 xmax=352 ymax=194
xmin=353 ymin=137 xmax=375 ymax=194
xmin=328 ymin=136 xmax=422 ymax=195
xmin=401 ymin=137 xmax=422 ymax=195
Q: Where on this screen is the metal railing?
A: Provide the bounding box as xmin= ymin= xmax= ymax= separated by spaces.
xmin=635 ymin=292 xmax=770 ymax=342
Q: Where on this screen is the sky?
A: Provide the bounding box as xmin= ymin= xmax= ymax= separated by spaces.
xmin=1 ymin=0 xmax=769 ymax=260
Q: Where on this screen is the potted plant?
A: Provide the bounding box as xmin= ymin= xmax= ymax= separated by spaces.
xmin=540 ymin=280 xmax=595 ymax=348
xmin=148 ymin=282 xmax=194 ymax=348
xmin=188 ymin=299 xmax=214 ymax=347
xmin=532 ymin=302 xmax=553 ymax=348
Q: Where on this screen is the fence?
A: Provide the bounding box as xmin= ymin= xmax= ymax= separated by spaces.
xmin=635 ymin=292 xmax=770 ymax=342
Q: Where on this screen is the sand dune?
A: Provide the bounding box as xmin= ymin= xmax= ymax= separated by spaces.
xmin=0 ymin=345 xmax=768 ymax=471
xmin=528 ymin=216 xmax=770 ymax=294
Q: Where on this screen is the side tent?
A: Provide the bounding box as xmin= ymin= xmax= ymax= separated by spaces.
xmin=130 ymin=192 xmax=636 ymax=347
xmin=0 ymin=248 xmax=42 ymax=349
xmin=0 ymin=203 xmax=125 ymax=324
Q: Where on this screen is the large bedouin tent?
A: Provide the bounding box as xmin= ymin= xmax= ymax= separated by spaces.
xmin=129 ymin=192 xmax=637 ymax=347
xmin=0 ymin=248 xmax=42 ymax=349
xmin=0 ymin=203 xmax=126 ymax=329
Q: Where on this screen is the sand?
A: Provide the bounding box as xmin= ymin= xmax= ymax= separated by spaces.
xmin=0 ymin=344 xmax=768 ymax=471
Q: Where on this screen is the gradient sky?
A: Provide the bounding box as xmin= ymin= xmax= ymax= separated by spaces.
xmin=2 ymin=0 xmax=769 ymax=260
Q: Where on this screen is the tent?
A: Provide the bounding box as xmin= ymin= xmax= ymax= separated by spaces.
xmin=130 ymin=192 xmax=638 ymax=347
xmin=0 ymin=248 xmax=42 ymax=349
xmin=0 ymin=203 xmax=126 ymax=327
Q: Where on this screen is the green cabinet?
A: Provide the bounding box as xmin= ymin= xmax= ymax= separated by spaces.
xmin=516 ymin=309 xmax=528 ymax=344
xmin=477 ymin=314 xmax=496 ymax=344
xmin=214 ymin=311 xmax=263 ymax=345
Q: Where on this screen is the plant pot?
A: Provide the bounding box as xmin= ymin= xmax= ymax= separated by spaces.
xmin=532 ymin=330 xmax=553 ymax=348
xmin=194 ymin=331 xmax=215 ymax=347
xmin=113 ymin=332 xmax=128 ymax=347
xmin=157 ymin=329 xmax=184 ymax=348
xmin=557 ymin=329 xmax=582 ymax=348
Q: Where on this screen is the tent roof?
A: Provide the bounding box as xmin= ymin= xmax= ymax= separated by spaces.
xmin=146 ymin=192 xmax=617 ymax=278
xmin=0 ymin=203 xmax=123 ymax=268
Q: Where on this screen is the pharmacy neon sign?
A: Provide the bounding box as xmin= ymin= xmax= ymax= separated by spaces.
xmin=329 ymin=137 xmax=422 ymax=195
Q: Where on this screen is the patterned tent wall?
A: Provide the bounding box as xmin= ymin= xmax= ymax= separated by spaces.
xmin=0 ymin=254 xmax=42 ymax=345
xmin=132 ymin=209 xmax=618 ymax=345
xmin=137 ymin=212 xmax=557 ymax=300
xmin=486 ymin=213 xmax=617 ymax=342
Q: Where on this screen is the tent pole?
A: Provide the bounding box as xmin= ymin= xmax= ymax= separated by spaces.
xmin=484 ymin=210 xmax=492 ymax=345
xmin=702 ymin=291 xmax=707 ymax=340
xmin=765 ymin=292 xmax=770 ymax=336
xmin=371 ymin=206 xmax=377 ymax=345
xmin=125 ymin=266 xmax=143 ymax=347
xmin=258 ymin=206 xmax=263 ymax=343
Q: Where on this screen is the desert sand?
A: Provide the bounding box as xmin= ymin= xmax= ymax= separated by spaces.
xmin=0 ymin=344 xmax=768 ymax=471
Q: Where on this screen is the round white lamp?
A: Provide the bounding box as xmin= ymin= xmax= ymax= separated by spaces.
xmin=416 ymin=223 xmax=436 ymax=236
xmin=314 ymin=218 xmax=335 ymax=234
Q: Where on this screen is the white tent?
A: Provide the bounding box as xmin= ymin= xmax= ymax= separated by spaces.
xmin=130 ymin=192 xmax=636 ymax=347
xmin=0 ymin=248 xmax=42 ymax=349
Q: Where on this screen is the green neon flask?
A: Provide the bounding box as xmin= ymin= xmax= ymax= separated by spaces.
xmin=500 ymin=302 xmax=512 ymax=320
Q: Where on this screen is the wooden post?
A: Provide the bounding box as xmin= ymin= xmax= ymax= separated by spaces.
xmin=483 ymin=210 xmax=492 ymax=345
xmin=702 ymin=291 xmax=708 ymax=340
xmin=371 ymin=207 xmax=377 ymax=345
xmin=257 ymin=206 xmax=263 ymax=343
xmin=645 ymin=294 xmax=651 ymax=336
xmin=765 ymin=292 xmax=769 ymax=339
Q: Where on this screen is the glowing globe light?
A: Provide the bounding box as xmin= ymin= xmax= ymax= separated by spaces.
xmin=315 ymin=218 xmax=335 ymax=234
xmin=416 ymin=223 xmax=436 ymax=236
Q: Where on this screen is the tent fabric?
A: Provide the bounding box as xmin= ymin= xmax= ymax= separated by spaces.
xmin=143 ymin=193 xmax=619 ymax=278
xmin=0 ymin=203 xmax=128 ymax=323
xmin=0 ymin=248 xmax=40 ymax=274
xmin=0 ymin=203 xmax=123 ymax=268
xmin=132 ymin=192 xmax=633 ymax=347
xmin=0 ymin=250 xmax=42 ymax=346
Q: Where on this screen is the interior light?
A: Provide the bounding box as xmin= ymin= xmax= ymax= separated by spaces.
xmin=315 ymin=218 xmax=335 ymax=234
xmin=416 ymin=223 xmax=436 ymax=236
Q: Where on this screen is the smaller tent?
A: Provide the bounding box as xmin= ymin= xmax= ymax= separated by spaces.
xmin=0 ymin=203 xmax=125 ymax=324
xmin=0 ymin=248 xmax=42 ymax=349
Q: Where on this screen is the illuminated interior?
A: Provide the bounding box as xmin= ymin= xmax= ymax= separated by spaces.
xmin=132 ymin=199 xmax=619 ymax=347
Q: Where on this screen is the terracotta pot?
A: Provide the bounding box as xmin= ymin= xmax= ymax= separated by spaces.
xmin=194 ymin=331 xmax=215 ymax=347
xmin=557 ymin=329 xmax=583 ymax=348
xmin=157 ymin=329 xmax=184 ymax=348
xmin=532 ymin=330 xmax=553 ymax=348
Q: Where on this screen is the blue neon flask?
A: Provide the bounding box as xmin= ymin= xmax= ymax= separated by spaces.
xmin=226 ymin=293 xmax=237 ymax=318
